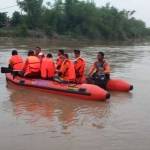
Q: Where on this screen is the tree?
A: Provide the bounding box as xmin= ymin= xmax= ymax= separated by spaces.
xmin=17 ymin=0 xmax=43 ymax=29
xmin=13 ymin=0 xmax=150 ymax=39
xmin=11 ymin=11 xmax=22 ymax=26
xmin=0 ymin=12 xmax=8 ymax=28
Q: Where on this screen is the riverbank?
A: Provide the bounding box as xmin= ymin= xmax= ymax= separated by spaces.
xmin=0 ymin=35 xmax=149 ymax=50
xmin=0 ymin=26 xmax=150 ymax=45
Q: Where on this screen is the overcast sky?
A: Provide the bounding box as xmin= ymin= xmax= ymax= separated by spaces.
xmin=0 ymin=0 xmax=150 ymax=27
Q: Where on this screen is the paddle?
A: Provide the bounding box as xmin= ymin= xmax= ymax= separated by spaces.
xmin=1 ymin=67 xmax=12 ymax=73
xmin=1 ymin=67 xmax=23 ymax=77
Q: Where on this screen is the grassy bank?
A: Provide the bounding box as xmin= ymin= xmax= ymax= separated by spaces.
xmin=0 ymin=36 xmax=149 ymax=52
xmin=0 ymin=27 xmax=149 ymax=43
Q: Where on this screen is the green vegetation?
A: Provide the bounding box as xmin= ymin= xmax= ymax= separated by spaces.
xmin=0 ymin=12 xmax=8 ymax=28
xmin=0 ymin=0 xmax=150 ymax=40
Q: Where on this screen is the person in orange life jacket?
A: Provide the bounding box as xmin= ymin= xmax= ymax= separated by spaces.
xmin=23 ymin=50 xmax=41 ymax=78
xmin=73 ymin=49 xmax=86 ymax=83
xmin=38 ymin=52 xmax=45 ymax=64
xmin=58 ymin=54 xmax=76 ymax=83
xmin=88 ymin=52 xmax=110 ymax=89
xmin=34 ymin=47 xmax=42 ymax=57
xmin=56 ymin=49 xmax=64 ymax=70
xmin=9 ymin=50 xmax=24 ymax=71
xmin=41 ymin=53 xmax=55 ymax=79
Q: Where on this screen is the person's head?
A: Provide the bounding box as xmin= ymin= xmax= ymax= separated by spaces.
xmin=12 ymin=50 xmax=18 ymax=56
xmin=35 ymin=47 xmax=41 ymax=56
xmin=58 ymin=49 xmax=64 ymax=56
xmin=64 ymin=53 xmax=69 ymax=59
xmin=60 ymin=53 xmax=68 ymax=61
xmin=97 ymin=52 xmax=104 ymax=61
xmin=47 ymin=53 xmax=53 ymax=58
xmin=74 ymin=49 xmax=80 ymax=58
xmin=28 ymin=50 xmax=34 ymax=56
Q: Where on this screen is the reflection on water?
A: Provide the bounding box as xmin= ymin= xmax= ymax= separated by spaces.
xmin=8 ymin=83 xmax=110 ymax=130
xmin=1 ymin=39 xmax=150 ymax=150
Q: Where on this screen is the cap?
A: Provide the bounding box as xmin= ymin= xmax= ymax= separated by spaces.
xmin=38 ymin=52 xmax=44 ymax=56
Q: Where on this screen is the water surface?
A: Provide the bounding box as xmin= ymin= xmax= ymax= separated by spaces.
xmin=0 ymin=38 xmax=150 ymax=150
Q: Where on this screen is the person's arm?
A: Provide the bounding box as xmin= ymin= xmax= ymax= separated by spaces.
xmin=59 ymin=61 xmax=68 ymax=77
xmin=23 ymin=59 xmax=28 ymax=72
xmin=78 ymin=59 xmax=85 ymax=77
xmin=56 ymin=56 xmax=63 ymax=70
xmin=104 ymin=62 xmax=110 ymax=74
xmin=8 ymin=58 xmax=13 ymax=69
xmin=88 ymin=63 xmax=96 ymax=76
xmin=74 ymin=59 xmax=82 ymax=76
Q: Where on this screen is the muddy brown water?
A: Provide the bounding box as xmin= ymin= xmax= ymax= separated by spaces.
xmin=0 ymin=38 xmax=150 ymax=150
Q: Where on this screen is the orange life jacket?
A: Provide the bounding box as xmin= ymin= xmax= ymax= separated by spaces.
xmin=60 ymin=59 xmax=76 ymax=81
xmin=9 ymin=55 xmax=24 ymax=70
xmin=56 ymin=55 xmax=64 ymax=70
xmin=41 ymin=57 xmax=55 ymax=79
xmin=23 ymin=56 xmax=40 ymax=76
xmin=89 ymin=60 xmax=110 ymax=76
xmin=74 ymin=57 xmax=85 ymax=77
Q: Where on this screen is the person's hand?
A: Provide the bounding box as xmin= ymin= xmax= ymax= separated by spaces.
xmin=87 ymin=74 xmax=92 ymax=78
xmin=58 ymin=71 xmax=62 ymax=76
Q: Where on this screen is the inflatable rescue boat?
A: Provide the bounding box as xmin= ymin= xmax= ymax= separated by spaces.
xmin=106 ymin=79 xmax=133 ymax=92
xmin=5 ymin=73 xmax=110 ymax=101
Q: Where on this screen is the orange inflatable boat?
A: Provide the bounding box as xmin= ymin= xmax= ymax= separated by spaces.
xmin=5 ymin=73 xmax=110 ymax=101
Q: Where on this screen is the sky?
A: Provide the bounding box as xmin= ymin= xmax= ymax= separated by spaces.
xmin=0 ymin=0 xmax=150 ymax=27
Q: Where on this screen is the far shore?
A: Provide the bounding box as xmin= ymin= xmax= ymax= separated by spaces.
xmin=0 ymin=36 xmax=149 ymax=50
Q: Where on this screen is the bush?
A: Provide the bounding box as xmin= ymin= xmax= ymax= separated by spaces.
xmin=17 ymin=24 xmax=28 ymax=37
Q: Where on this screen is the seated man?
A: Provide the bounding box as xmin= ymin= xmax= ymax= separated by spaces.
xmin=38 ymin=52 xmax=45 ymax=64
xmin=56 ymin=49 xmax=64 ymax=71
xmin=88 ymin=52 xmax=110 ymax=89
xmin=73 ymin=49 xmax=86 ymax=83
xmin=23 ymin=50 xmax=41 ymax=78
xmin=58 ymin=54 xmax=76 ymax=83
xmin=9 ymin=50 xmax=24 ymax=71
xmin=34 ymin=47 xmax=42 ymax=57
xmin=41 ymin=53 xmax=55 ymax=79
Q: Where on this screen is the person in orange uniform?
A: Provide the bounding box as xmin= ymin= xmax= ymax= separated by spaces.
xmin=34 ymin=47 xmax=42 ymax=57
xmin=41 ymin=53 xmax=55 ymax=79
xmin=56 ymin=49 xmax=64 ymax=71
xmin=88 ymin=52 xmax=110 ymax=89
xmin=74 ymin=49 xmax=86 ymax=83
xmin=58 ymin=54 xmax=76 ymax=83
xmin=38 ymin=52 xmax=45 ymax=64
xmin=23 ymin=50 xmax=41 ymax=77
xmin=9 ymin=50 xmax=24 ymax=71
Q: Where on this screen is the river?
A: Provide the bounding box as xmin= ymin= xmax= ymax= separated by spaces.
xmin=0 ymin=38 xmax=150 ymax=150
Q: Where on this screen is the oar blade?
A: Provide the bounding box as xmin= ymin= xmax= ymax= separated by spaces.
xmin=1 ymin=67 xmax=12 ymax=73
